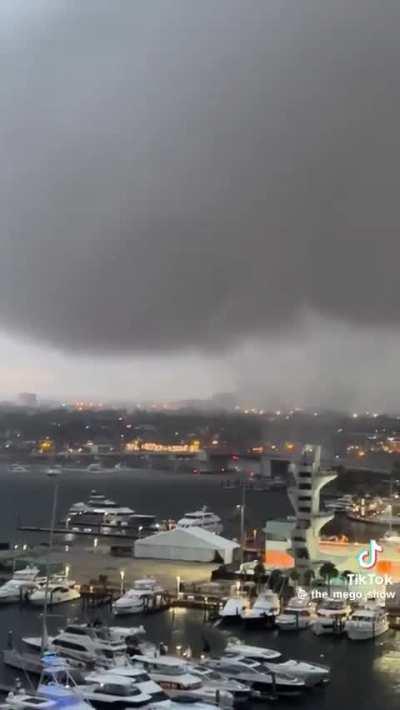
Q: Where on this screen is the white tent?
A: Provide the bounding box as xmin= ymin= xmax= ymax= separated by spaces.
xmin=134 ymin=526 xmax=240 ymax=564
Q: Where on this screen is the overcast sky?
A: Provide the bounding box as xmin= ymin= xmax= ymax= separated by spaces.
xmin=1 ymin=1 xmax=400 ymax=410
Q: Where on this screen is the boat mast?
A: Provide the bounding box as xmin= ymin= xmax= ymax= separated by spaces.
xmin=41 ymin=471 xmax=61 ymax=652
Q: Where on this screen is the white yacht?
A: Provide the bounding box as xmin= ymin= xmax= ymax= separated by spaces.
xmin=48 ymin=675 xmax=151 ymax=710
xmin=67 ymin=491 xmax=134 ymax=521
xmin=276 ymin=595 xmax=316 ymax=631
xmin=2 ymin=691 xmax=89 ymax=710
xmin=23 ymin=622 xmax=146 ymax=652
xmin=224 ymin=641 xmax=281 ymax=661
xmin=113 ymin=578 xmax=164 ymax=615
xmin=13 ymin=565 xmax=41 ymax=582
xmin=28 ymin=578 xmax=80 ymax=606
xmin=345 ymin=604 xmax=389 ymax=640
xmin=186 ymin=665 xmax=251 ymax=704
xmin=218 ymin=597 xmax=248 ymax=621
xmin=130 ymin=655 xmax=234 ymax=707
xmin=48 ymin=627 xmax=128 ymax=667
xmin=202 ymin=657 xmax=305 ymax=697
xmin=86 ymin=666 xmax=170 ymax=707
xmin=177 ymin=507 xmax=223 ymax=534
xmin=241 ymin=589 xmax=280 ymax=624
xmin=0 ymin=578 xmax=41 ymax=604
xmin=223 ymin=642 xmax=330 ymax=687
xmin=5 ymin=684 xmax=91 ymax=710
xmin=311 ymin=598 xmax=352 ymax=636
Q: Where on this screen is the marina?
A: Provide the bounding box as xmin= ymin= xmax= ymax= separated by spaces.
xmin=0 ymin=462 xmax=397 ymax=710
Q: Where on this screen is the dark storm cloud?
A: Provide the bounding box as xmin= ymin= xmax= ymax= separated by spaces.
xmin=1 ymin=0 xmax=400 ymax=354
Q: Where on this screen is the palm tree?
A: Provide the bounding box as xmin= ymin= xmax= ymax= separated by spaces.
xmin=340 ymin=570 xmax=353 ymax=589
xmin=289 ymin=567 xmax=300 ymax=589
xmin=253 ymin=557 xmax=266 ymax=593
xmin=303 ymin=568 xmax=315 ymax=588
xmin=269 ymin=568 xmax=283 ymax=593
xmin=319 ymin=562 xmax=339 ymax=594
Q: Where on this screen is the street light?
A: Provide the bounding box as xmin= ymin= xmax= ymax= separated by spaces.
xmin=120 ymin=569 xmax=125 ymax=595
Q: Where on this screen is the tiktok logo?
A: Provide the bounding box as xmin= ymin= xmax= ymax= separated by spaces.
xmin=357 ymin=539 xmax=383 ymax=569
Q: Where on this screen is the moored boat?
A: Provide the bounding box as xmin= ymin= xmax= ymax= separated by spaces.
xmin=345 ymin=604 xmax=389 ymax=640
xmin=311 ymin=598 xmax=351 ymax=636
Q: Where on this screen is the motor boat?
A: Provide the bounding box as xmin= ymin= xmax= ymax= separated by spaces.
xmin=66 ymin=491 xmax=135 ymax=524
xmin=2 ymin=691 xmax=88 ymax=710
xmin=4 ymin=653 xmax=95 ymax=710
xmin=345 ymin=604 xmax=389 ymax=640
xmin=218 ymin=597 xmax=248 ymax=622
xmin=4 ymin=685 xmax=91 ymax=710
xmin=177 ymin=507 xmax=223 ymax=534
xmin=224 ymin=641 xmax=281 ymax=661
xmin=130 ymin=655 xmax=234 ymax=707
xmin=311 ymin=598 xmax=352 ymax=636
xmin=28 ymin=578 xmax=80 ymax=606
xmin=0 ymin=567 xmax=43 ymax=604
xmin=13 ymin=565 xmax=40 ymax=582
xmin=47 ymin=674 xmax=152 ymax=710
xmin=86 ymin=667 xmax=170 ymax=707
xmin=276 ymin=595 xmax=317 ymax=631
xmin=241 ymin=589 xmax=280 ymax=624
xmin=113 ymin=578 xmax=164 ymax=616
xmin=202 ymin=657 xmax=305 ymax=697
xmin=45 ymin=627 xmax=128 ymax=667
xmin=23 ymin=623 xmax=146 ymax=652
xmin=0 ymin=578 xmax=42 ymax=604
xmin=223 ymin=642 xmax=329 ymax=687
xmin=276 ymin=606 xmax=316 ymax=631
xmin=187 ymin=665 xmax=251 ymax=704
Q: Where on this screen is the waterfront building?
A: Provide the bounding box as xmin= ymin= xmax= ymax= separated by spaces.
xmin=288 ymin=446 xmax=337 ymax=574
xmin=263 ymin=445 xmax=400 ymax=582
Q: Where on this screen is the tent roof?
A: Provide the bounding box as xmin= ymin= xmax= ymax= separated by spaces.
xmin=136 ymin=526 xmax=240 ymax=550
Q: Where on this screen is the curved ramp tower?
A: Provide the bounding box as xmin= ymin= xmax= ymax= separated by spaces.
xmin=289 ymin=445 xmax=337 ymax=575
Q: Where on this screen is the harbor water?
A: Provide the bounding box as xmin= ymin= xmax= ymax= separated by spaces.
xmin=0 ymin=465 xmax=399 ymax=709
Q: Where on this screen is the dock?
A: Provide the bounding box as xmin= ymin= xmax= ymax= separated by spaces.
xmin=18 ymin=525 xmax=139 ymax=540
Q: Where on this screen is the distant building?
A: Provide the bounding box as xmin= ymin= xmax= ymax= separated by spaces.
xmin=18 ymin=392 xmax=38 ymax=408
